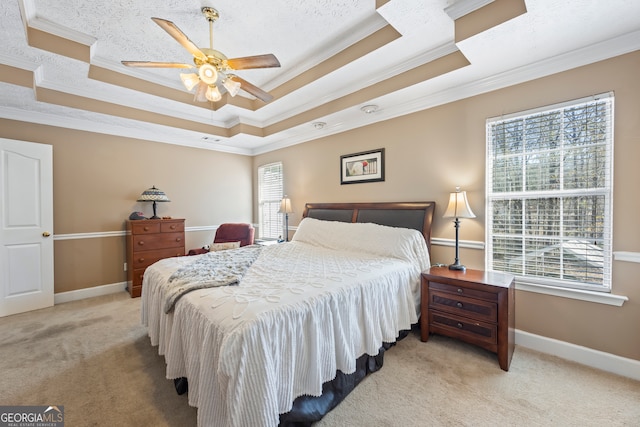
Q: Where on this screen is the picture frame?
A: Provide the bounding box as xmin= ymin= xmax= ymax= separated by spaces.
xmin=340 ymin=148 xmax=385 ymax=184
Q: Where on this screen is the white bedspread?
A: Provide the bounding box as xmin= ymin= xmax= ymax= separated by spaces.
xmin=141 ymin=218 xmax=430 ymax=427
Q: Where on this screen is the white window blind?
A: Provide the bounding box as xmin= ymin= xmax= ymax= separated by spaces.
xmin=257 ymin=162 xmax=283 ymax=239
xmin=486 ymin=93 xmax=613 ymax=292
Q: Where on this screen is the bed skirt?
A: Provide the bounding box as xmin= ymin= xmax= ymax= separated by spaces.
xmin=172 ymin=330 xmax=408 ymax=426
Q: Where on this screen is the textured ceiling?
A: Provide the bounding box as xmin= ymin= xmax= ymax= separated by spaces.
xmin=1 ymin=0 xmax=640 ymax=155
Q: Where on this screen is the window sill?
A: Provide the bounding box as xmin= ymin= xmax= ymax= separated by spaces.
xmin=516 ymin=281 xmax=628 ymax=306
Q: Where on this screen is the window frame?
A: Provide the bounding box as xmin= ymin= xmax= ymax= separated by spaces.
xmin=257 ymin=162 xmax=284 ymax=240
xmin=485 ymin=93 xmax=614 ymax=293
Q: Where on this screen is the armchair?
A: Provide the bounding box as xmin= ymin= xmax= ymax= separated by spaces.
xmin=187 ymin=223 xmax=255 ymax=255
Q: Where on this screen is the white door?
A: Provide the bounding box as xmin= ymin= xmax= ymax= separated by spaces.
xmin=0 ymin=138 xmax=54 ymax=317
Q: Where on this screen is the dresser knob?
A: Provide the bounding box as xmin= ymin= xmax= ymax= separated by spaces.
xmin=144 ymin=226 xmax=150 ymax=231
xmin=457 ymin=288 xmax=463 ymax=294
xmin=170 ymin=225 xmax=176 ymax=229
xmin=456 ymin=302 xmax=463 ymax=308
xmin=457 ymin=322 xmax=463 ymax=329
xmin=138 ymin=258 xmax=145 ymax=262
xmin=176 ymin=238 xmax=181 ymax=242
xmin=138 ymin=241 xmax=145 ymax=246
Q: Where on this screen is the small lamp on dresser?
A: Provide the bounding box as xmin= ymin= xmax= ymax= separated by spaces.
xmin=137 ymin=185 xmax=170 ymax=219
xmin=443 ymin=187 xmax=476 ymax=271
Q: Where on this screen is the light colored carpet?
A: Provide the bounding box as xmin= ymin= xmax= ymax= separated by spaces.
xmin=0 ymin=291 xmax=638 ymax=426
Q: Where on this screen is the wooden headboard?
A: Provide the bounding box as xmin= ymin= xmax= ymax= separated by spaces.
xmin=302 ymin=202 xmax=436 ymax=253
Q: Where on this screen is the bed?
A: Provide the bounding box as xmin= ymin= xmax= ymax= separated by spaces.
xmin=141 ymin=201 xmax=435 ymax=426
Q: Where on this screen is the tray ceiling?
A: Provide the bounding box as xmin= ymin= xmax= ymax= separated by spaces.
xmin=1 ymin=0 xmax=639 ymax=155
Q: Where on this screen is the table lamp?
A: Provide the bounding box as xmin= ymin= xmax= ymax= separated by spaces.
xmin=278 ymin=196 xmax=294 ymax=241
xmin=137 ymin=186 xmax=170 ymax=219
xmin=443 ymin=187 xmax=475 ymax=271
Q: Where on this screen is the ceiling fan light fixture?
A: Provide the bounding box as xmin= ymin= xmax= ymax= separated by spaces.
xmin=199 ymin=63 xmax=218 ymax=85
xmin=180 ymin=73 xmax=200 ymax=91
xmin=206 ymin=85 xmax=222 ymax=102
xmin=223 ymin=78 xmax=241 ymax=97
xmin=194 ymin=82 xmax=208 ymax=102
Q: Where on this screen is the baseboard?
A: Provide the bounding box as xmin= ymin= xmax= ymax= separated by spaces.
xmin=54 ymin=282 xmax=127 ymax=304
xmin=515 ymin=329 xmax=640 ymax=381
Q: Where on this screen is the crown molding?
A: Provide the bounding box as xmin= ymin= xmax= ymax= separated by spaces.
xmin=445 ymin=0 xmax=494 ymax=20
xmin=21 ymin=0 xmax=96 ymax=47
xmin=264 ymin=13 xmax=389 ymax=90
xmin=261 ymin=41 xmax=460 ymax=129
xmin=0 ymin=106 xmax=252 ymax=155
xmin=0 ymin=53 xmax=40 ymax=71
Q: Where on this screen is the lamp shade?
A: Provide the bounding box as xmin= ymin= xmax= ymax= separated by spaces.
xmin=137 ymin=186 xmax=170 ymax=202
xmin=278 ymin=196 xmax=294 ymax=214
xmin=137 ymin=186 xmax=170 ymax=219
xmin=443 ymin=188 xmax=475 ymax=219
xmin=223 ymin=77 xmax=241 ymax=97
xmin=180 ymin=73 xmax=199 ymax=91
xmin=205 ymin=85 xmax=222 ymax=102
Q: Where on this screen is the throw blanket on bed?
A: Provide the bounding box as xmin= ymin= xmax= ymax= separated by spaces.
xmin=164 ymin=245 xmax=263 ymax=313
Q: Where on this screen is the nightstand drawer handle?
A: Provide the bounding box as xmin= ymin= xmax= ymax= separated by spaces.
xmin=457 ymin=288 xmax=463 ymax=294
xmin=456 ymin=302 xmax=463 ymax=308
xmin=457 ymin=322 xmax=463 ymax=329
xmin=138 ymin=258 xmax=145 ymax=262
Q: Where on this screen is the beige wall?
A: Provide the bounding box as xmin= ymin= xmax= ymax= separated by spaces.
xmin=0 ymin=121 xmax=253 ymax=292
xmin=2 ymin=51 xmax=638 ymax=361
xmin=253 ymin=51 xmax=640 ymax=360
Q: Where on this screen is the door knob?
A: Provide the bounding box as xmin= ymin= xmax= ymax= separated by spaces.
xmin=42 ymin=231 xmax=51 ymax=237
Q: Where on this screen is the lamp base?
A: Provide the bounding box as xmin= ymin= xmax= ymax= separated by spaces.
xmin=448 ymin=263 xmax=466 ymax=272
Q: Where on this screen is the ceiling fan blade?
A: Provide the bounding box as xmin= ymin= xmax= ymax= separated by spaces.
xmin=121 ymin=61 xmax=194 ymax=69
xmin=151 ymin=17 xmax=208 ymax=62
xmin=227 ymin=54 xmax=281 ymax=70
xmin=230 ymin=76 xmax=274 ymax=103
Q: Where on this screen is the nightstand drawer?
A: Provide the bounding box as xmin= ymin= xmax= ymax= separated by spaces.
xmin=429 ymin=281 xmax=498 ymax=302
xmin=133 ymin=232 xmax=184 ymax=249
xmin=429 ymin=290 xmax=497 ymax=322
xmin=429 ymin=310 xmax=497 ymax=345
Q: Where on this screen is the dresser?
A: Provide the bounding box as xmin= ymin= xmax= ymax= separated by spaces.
xmin=420 ymin=267 xmax=515 ymax=371
xmin=126 ymin=218 xmax=185 ymax=298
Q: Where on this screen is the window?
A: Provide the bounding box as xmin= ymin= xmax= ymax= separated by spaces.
xmin=486 ymin=93 xmax=613 ymax=292
xmin=257 ymin=162 xmax=283 ymax=239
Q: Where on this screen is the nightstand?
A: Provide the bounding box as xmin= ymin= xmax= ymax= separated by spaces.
xmin=420 ymin=266 xmax=515 ymax=371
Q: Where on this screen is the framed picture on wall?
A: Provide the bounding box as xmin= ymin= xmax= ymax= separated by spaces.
xmin=340 ymin=148 xmax=385 ymax=184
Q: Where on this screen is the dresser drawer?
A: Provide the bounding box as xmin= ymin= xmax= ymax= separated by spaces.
xmin=429 ymin=281 xmax=498 ymax=302
xmin=429 ymin=310 xmax=497 ymax=345
xmin=161 ymin=221 xmax=184 ymax=233
xmin=130 ymin=222 xmax=161 ymax=234
xmin=133 ymin=232 xmax=184 ymax=249
xmin=131 ymin=248 xmax=183 ymax=269
xmin=429 ymin=289 xmax=497 ymax=323
xmin=132 ymin=268 xmax=146 ymax=287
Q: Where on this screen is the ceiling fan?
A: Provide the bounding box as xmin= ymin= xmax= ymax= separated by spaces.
xmin=122 ymin=7 xmax=280 ymax=103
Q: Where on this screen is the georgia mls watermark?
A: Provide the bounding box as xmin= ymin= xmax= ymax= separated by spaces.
xmin=0 ymin=406 xmax=64 ymax=427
